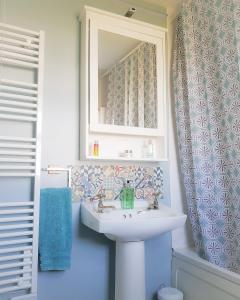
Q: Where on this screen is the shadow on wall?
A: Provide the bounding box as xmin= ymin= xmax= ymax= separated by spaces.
xmin=78 ymin=206 xmax=116 ymax=300
xmin=38 ymin=202 xmax=115 ymax=300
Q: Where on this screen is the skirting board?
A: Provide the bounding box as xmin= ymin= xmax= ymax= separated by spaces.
xmin=12 ymin=294 xmax=37 ymax=300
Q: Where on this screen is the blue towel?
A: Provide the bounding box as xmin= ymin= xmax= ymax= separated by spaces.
xmin=39 ymin=188 xmax=72 ymax=271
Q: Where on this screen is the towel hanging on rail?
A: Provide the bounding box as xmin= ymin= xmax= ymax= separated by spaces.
xmin=39 ymin=188 xmax=72 ymax=271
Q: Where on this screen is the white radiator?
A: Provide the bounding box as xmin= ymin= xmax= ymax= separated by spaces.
xmin=0 ymin=22 xmax=44 ymax=300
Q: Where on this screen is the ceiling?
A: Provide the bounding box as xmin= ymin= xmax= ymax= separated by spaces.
xmin=120 ymin=0 xmax=183 ymax=18
xmin=99 ymin=31 xmax=141 ymax=74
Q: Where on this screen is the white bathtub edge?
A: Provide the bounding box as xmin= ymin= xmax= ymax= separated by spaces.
xmin=172 ymin=248 xmax=240 ymax=300
xmin=173 ymin=248 xmax=240 ymax=285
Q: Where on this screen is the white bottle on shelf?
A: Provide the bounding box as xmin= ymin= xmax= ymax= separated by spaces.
xmin=142 ymin=141 xmax=148 ymax=158
xmin=147 ymin=139 xmax=154 ymax=158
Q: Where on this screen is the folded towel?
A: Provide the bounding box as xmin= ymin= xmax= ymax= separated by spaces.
xmin=39 ymin=188 xmax=72 ymax=271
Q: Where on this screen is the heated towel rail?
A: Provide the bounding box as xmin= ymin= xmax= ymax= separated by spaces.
xmin=41 ymin=166 xmax=72 ymax=188
xmin=0 ymin=22 xmax=44 ymax=300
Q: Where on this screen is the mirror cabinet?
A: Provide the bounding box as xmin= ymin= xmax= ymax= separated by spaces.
xmin=80 ymin=6 xmax=168 ymax=161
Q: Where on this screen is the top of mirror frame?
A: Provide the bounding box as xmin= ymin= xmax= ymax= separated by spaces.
xmin=80 ymin=6 xmax=168 ymax=33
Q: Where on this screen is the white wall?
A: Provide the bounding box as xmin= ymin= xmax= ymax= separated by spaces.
xmin=0 ymin=2 xmax=174 ymax=300
xmin=0 ymin=0 xmax=166 ymax=178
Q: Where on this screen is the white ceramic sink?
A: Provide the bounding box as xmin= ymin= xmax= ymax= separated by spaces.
xmin=81 ymin=199 xmax=186 ymax=300
xmin=81 ymin=199 xmax=186 ymax=242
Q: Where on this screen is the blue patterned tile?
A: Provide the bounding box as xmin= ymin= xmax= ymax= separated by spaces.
xmin=71 ymin=164 xmax=164 ymax=202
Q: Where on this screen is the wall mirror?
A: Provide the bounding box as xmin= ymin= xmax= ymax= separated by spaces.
xmin=98 ymin=31 xmax=158 ymax=129
xmin=87 ymin=7 xmax=166 ymax=136
xmin=80 ymin=7 xmax=168 ymax=161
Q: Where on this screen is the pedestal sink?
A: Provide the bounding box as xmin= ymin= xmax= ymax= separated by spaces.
xmin=81 ymin=199 xmax=186 ymax=300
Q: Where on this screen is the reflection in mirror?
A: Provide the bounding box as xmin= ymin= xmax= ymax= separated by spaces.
xmin=98 ymin=30 xmax=158 ymax=129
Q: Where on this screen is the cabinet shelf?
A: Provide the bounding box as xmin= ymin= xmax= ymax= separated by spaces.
xmin=90 ymin=124 xmax=164 ymax=137
xmin=85 ymin=155 xmax=168 ymax=163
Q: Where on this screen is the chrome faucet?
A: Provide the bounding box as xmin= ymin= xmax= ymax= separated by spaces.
xmin=90 ymin=191 xmax=116 ymax=213
xmin=148 ymin=192 xmax=162 ymax=210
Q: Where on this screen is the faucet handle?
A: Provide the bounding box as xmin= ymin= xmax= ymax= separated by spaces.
xmin=90 ymin=191 xmax=106 ymax=202
xmin=98 ymin=189 xmax=106 ymax=200
xmin=148 ymin=191 xmax=162 ymax=210
xmin=152 ymin=191 xmax=162 ymax=198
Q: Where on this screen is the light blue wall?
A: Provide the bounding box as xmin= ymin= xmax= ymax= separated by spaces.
xmin=38 ymin=199 xmax=171 ymax=300
xmin=0 ymin=1 xmax=171 ymax=299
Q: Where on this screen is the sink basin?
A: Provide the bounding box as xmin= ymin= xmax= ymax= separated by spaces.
xmin=81 ymin=199 xmax=186 ymax=242
xmin=81 ymin=199 xmax=186 ymax=300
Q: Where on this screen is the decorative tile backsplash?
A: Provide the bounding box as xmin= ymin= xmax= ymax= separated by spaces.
xmin=71 ymin=164 xmax=163 ymax=202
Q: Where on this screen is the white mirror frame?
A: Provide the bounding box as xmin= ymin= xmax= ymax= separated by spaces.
xmin=85 ymin=6 xmax=167 ymax=137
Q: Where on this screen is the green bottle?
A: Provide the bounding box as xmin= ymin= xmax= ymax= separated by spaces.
xmin=120 ymin=180 xmax=134 ymax=209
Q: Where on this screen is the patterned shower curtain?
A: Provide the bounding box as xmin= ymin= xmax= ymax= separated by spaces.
xmin=173 ymin=0 xmax=240 ymax=272
xmin=105 ymin=42 xmax=157 ymax=128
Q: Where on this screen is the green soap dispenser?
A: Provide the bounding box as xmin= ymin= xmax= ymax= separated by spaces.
xmin=120 ymin=180 xmax=134 ymax=209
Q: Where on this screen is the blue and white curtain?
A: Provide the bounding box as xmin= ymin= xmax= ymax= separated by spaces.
xmin=173 ymin=0 xmax=240 ymax=272
xmin=105 ymin=42 xmax=157 ymax=128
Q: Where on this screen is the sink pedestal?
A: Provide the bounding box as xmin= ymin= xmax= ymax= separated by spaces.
xmin=115 ymin=241 xmax=145 ymax=300
xmin=82 ymin=200 xmax=186 ymax=300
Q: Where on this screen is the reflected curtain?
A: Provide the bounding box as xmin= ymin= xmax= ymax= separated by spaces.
xmin=105 ymin=42 xmax=157 ymax=128
xmin=173 ymin=0 xmax=240 ymax=272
